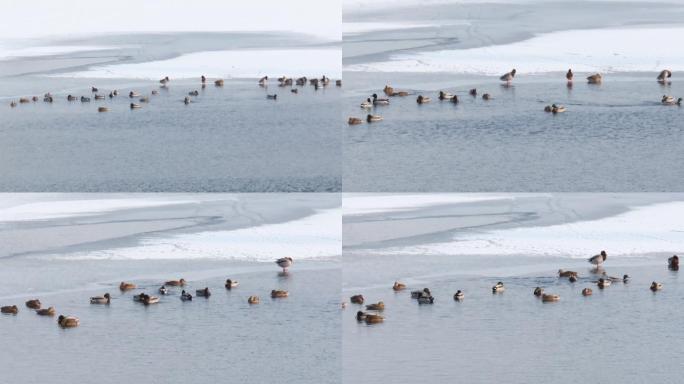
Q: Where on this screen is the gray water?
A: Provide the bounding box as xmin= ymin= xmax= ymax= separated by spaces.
xmin=343 ymin=72 xmax=684 ymax=191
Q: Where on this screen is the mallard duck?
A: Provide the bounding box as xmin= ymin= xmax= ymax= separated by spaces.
xmin=80 ymin=96 xmax=90 ymax=102
xmin=129 ymin=91 xmax=140 ymax=98
xmin=372 ymin=93 xmax=389 ymax=105
xmin=158 ymin=286 xmax=169 ymax=295
xmin=541 ymin=293 xmax=560 ymax=302
xmin=492 ymin=282 xmax=505 ymax=293
xmin=668 ymin=255 xmax=679 ymax=271
xmin=566 ymin=69 xmax=573 ymax=82
xmin=290 ymin=89 xmax=298 ymax=94
xmin=365 ymin=314 xmax=384 ymax=324
xmin=36 ymin=307 xmax=56 ymax=316
xmin=451 ymin=95 xmax=460 ymax=104
xmin=597 ymin=278 xmax=611 ymax=289
xmin=112 ymin=90 xmax=119 ymax=96
xmin=276 ymin=257 xmax=293 ymax=272
xmin=657 ymin=69 xmax=672 ymax=82
xmin=139 ymin=97 xmax=149 ymax=103
xmin=569 ymin=275 xmax=578 ymax=283
xmin=411 ymin=288 xmax=431 ymax=299
xmin=119 ymin=282 xmax=136 ymax=291
xmin=10 ymin=101 xmax=17 ymax=108
xmin=188 ymin=90 xmax=199 ymax=96
xmin=159 ymin=76 xmax=170 ymax=84
xmin=133 ymin=293 xmax=147 ymax=302
xmin=108 ymin=92 xmax=114 ymax=98
xmin=25 ymin=299 xmax=41 ymax=309
xmin=94 ymin=94 xmax=105 ymax=100
xmin=469 ymin=88 xmax=477 ymax=96
xmin=271 ymin=290 xmax=289 ymax=298
xmin=57 ymin=315 xmax=79 ymax=328
xmin=366 ymin=114 xmax=383 ymax=122
xmin=454 ymin=290 xmax=464 ymax=301
xmin=151 ymin=90 xmax=159 ymax=95
xmin=1 ymin=305 xmax=18 ymax=314
xmin=196 ymin=287 xmax=211 ymax=297
xmin=533 ymin=287 xmax=544 ymax=297
xmin=165 ymin=279 xmax=186 ymax=287
xmin=248 ymin=296 xmax=260 ymax=304
xmin=225 ymin=279 xmax=239 ymax=289
xmin=417 ymin=295 xmax=434 ymax=304
xmin=551 ymin=104 xmax=566 ymax=113
xmin=587 ymin=73 xmax=602 ymax=84
xmin=98 ymin=107 xmax=110 ymax=112
xmin=482 ymin=93 xmax=492 ymax=100
xmin=356 ymin=311 xmax=367 ymax=322
xmin=184 ymin=97 xmax=190 ymax=105
xmin=558 ymin=270 xmax=578 ymax=278
xmin=30 ymin=96 xmax=38 ymax=102
xmin=180 ymin=290 xmax=193 ymax=301
xmin=266 ymin=94 xmax=277 ymax=100
xmin=348 ymin=117 xmax=363 ymax=125
xmin=661 ymin=95 xmax=682 ymax=106
xmin=623 ymin=274 xmax=630 ymax=283
xmin=650 ymin=281 xmax=663 ymax=291
xmin=500 ymin=69 xmax=516 ymax=82
xmin=214 ymin=79 xmax=224 ymax=86
xmin=142 ymin=295 xmax=160 ymax=305
xmin=19 ymin=97 xmax=30 ymax=103
xmin=392 ymin=281 xmax=406 ymax=291
xmin=383 ymin=85 xmax=394 ymax=96
xmin=67 ymin=95 xmax=77 ymax=101
xmin=350 ymin=294 xmax=364 ymax=304
xmin=589 ymin=251 xmax=607 ymax=268
xmin=365 ymin=301 xmax=384 ymax=311
xmin=360 ymin=98 xmax=372 ymax=109
xmin=582 ymin=288 xmax=593 ymax=296
xmin=43 ymin=96 xmax=53 ymax=102
xmin=416 ymin=95 xmax=431 ymax=104
xmin=438 ymin=91 xmax=454 ymax=100
xmin=90 ymin=293 xmax=111 ymax=304
xmin=130 ymin=103 xmax=141 ymax=109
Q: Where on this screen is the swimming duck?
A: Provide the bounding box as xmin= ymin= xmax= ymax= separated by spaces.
xmin=582 ymin=288 xmax=593 ymax=296
xmin=365 ymin=301 xmax=384 ymax=311
xmin=291 ymin=89 xmax=298 ymax=94
xmin=90 ymin=293 xmax=111 ymax=304
xmin=36 ymin=307 xmax=56 ymax=316
xmin=98 ymin=107 xmax=109 ymax=112
xmin=360 ymin=98 xmax=373 ymax=109
xmin=276 ymin=257 xmax=293 ymax=272
xmin=196 ymin=288 xmax=211 ymax=297
xmin=133 ymin=293 xmax=147 ymax=302
xmin=668 ymin=255 xmax=679 ymax=271
xmin=151 ymin=90 xmax=159 ymax=95
xmin=91 ymin=87 xmax=98 ymax=92
xmin=661 ymin=95 xmax=682 ymax=106
xmin=372 ymin=93 xmax=390 ymax=105
xmin=500 ymin=69 xmax=516 ymax=82
xmin=356 ymin=311 xmax=367 ymax=322
xmin=18 ymin=97 xmax=30 ymax=103
xmin=597 ymin=278 xmax=610 ymax=289
xmin=44 ymin=92 xmax=52 ymax=98
xmin=43 ymin=96 xmax=53 ymax=102
xmin=657 ymin=69 xmax=672 ymax=82
xmin=129 ymin=91 xmax=140 ymax=98
xmin=67 ymin=95 xmax=77 ymax=101
xmin=623 ymin=274 xmax=630 ymax=283
xmin=10 ymin=101 xmax=17 ymax=108
xmin=492 ymin=282 xmax=505 ymax=293
xmin=350 ymin=295 xmax=365 ymax=304
xmin=551 ymin=104 xmax=566 ymax=113
xmin=180 ymin=290 xmax=193 ymax=301
xmin=57 ymin=315 xmax=79 ymax=328
xmin=165 ymin=278 xmax=186 ymax=287
xmin=454 ymin=290 xmax=465 ymax=301
xmin=366 ymin=114 xmax=383 ymax=123
xmin=258 ymin=76 xmax=268 ymax=85
xmin=558 ymin=270 xmax=578 ymax=278
xmin=541 ymin=293 xmax=560 ymax=302
xmin=417 ymin=295 xmax=434 ymax=304
xmin=589 ymin=251 xmax=607 ymax=268
xmin=569 ymin=275 xmax=578 ymax=283
xmin=266 ymin=94 xmax=277 ymax=100
xmin=31 ymin=96 xmax=38 ymax=102
xmin=439 ymin=91 xmax=455 ymax=100
xmin=416 ymin=95 xmax=431 ymax=104
xmin=411 ymin=288 xmax=431 ymax=299
xmin=108 ymin=92 xmax=114 ymax=98
xmin=365 ymin=314 xmax=384 ymax=324
xmin=184 ymin=97 xmax=190 ymax=105
xmin=225 ymin=279 xmax=239 ymax=289
xmin=188 ymin=90 xmax=199 ymax=96
xmin=94 ymin=94 xmax=105 ymax=100
xmin=650 ymin=281 xmax=663 ymax=291
xmin=119 ymin=282 xmax=136 ymax=291
xmin=533 ymin=287 xmax=544 ymax=297
xmin=392 ymin=281 xmax=406 ymax=291
xmin=320 ymin=75 xmax=330 ymax=86
xmin=159 ymin=76 xmax=170 ymax=84
xmin=130 ymin=103 xmax=141 ymax=109
xmin=482 ymin=93 xmax=492 ymax=100
xmin=214 ymin=79 xmax=224 ymax=86
xmin=139 ymin=97 xmax=149 ymax=103
xmin=348 ymin=117 xmax=363 ymax=125
xmin=248 ymin=296 xmax=260 ymax=304
xmin=81 ymin=96 xmax=90 ymax=102
xmin=469 ymin=88 xmax=477 ymax=96
xmin=112 ymin=90 xmax=119 ymax=96
xmin=142 ymin=295 xmax=160 ymax=305
xmin=566 ymin=69 xmax=573 ymax=82
xmin=271 ymin=290 xmax=289 ymax=298
xmin=587 ymin=73 xmax=602 ymax=84
xmin=158 ymin=286 xmax=169 ymax=295
xmin=295 ymin=77 xmax=307 ymax=86
xmin=25 ymin=299 xmax=41 ymax=309
xmin=1 ymin=305 xmax=18 ymax=314
xmin=451 ymin=95 xmax=460 ymax=104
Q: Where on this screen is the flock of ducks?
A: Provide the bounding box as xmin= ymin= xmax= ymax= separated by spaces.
xmin=347 ymin=252 xmax=680 ymax=325
xmin=0 ymin=257 xmax=295 ymax=328
xmin=347 ymin=68 xmax=681 ymax=125
xmin=7 ymin=75 xmax=340 ymax=111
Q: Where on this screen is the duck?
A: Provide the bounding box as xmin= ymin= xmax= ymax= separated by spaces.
xmin=350 ymin=295 xmax=364 ymax=304
xmin=25 ymin=299 xmax=41 ymax=309
xmin=320 ymin=75 xmax=330 ymax=86
xmin=130 ymin=103 xmax=142 ymax=109
xmin=348 ymin=117 xmax=363 ymax=125
xmin=248 ymin=296 xmax=260 ymax=304
xmin=657 ymin=69 xmax=672 ymax=82
xmin=31 ymin=96 xmax=39 ymax=102
xmin=43 ymin=96 xmax=53 ymax=102
xmin=336 ymin=80 xmax=342 ymax=87
xmin=454 ymin=290 xmax=465 ymax=301
xmin=188 ymin=90 xmax=199 ymax=96
xmin=551 ymin=104 xmax=566 ymax=113
xmin=569 ymin=275 xmax=578 ymax=283
xmin=392 ymin=281 xmax=406 ymax=291
xmin=291 ymin=89 xmax=298 ymax=94
xmin=276 ymin=257 xmax=293 ymax=272
xmin=67 ymin=95 xmax=77 ymax=101
xmin=365 ymin=314 xmax=384 ymax=324
xmin=356 ymin=311 xmax=367 ymax=322
xmin=159 ymin=76 xmax=170 ymax=84
xmin=417 ymin=295 xmax=434 ymax=304
xmin=541 ymin=293 xmax=560 ymax=302
xmin=90 ymin=293 xmax=111 ymax=304
xmin=372 ymin=93 xmax=390 ymax=105
xmin=10 ymin=101 xmax=17 ymax=108
xmin=366 ymin=114 xmax=383 ymax=123
xmin=151 ymin=90 xmax=159 ymax=95
xmin=98 ymin=107 xmax=109 ymax=112
xmin=482 ymin=93 xmax=492 ymax=100
xmin=365 ymin=301 xmax=384 ymax=311
xmin=1 ymin=305 xmax=18 ymax=314
xmin=588 ymin=250 xmax=607 ymax=268
xmin=139 ymin=97 xmax=149 ymax=103
xmin=668 ymin=255 xmax=679 ymax=271
xmin=214 ymin=79 xmax=224 ymax=86
xmin=597 ymin=278 xmax=611 ymax=289
xmin=225 ymin=279 xmax=239 ymax=289
xmin=451 ymin=95 xmax=460 ymax=104
xmin=661 ymin=95 xmax=682 ymax=106
xmin=18 ymin=97 xmax=30 ymax=103
xmin=416 ymin=95 xmax=431 ymax=104
xmin=112 ymin=90 xmax=119 ymax=96
xmin=533 ymin=287 xmax=544 ymax=297
xmin=108 ymin=92 xmax=114 ymax=98
xmin=360 ymin=98 xmax=373 ymax=109
xmin=558 ymin=270 xmax=578 ymax=278
xmin=266 ymin=94 xmax=277 ymax=100
xmin=587 ymin=73 xmax=602 ymax=84
xmin=200 ymin=75 xmax=206 ymax=84
xmin=91 ymin=86 xmax=98 ymax=92
xmin=622 ymin=274 xmax=630 ymax=283
xmin=438 ymin=91 xmax=454 ymax=100
xmin=650 ymin=281 xmax=663 ymax=291
xmin=94 ymin=94 xmax=105 ymax=100
xmin=341 ymin=302 xmax=347 ymax=309
xmin=258 ymin=76 xmax=268 ymax=85
xmin=196 ymin=287 xmax=211 ymax=297
xmin=582 ymin=288 xmax=593 ymax=296
xmin=119 ymin=281 xmax=136 ymax=291
xmin=271 ymin=290 xmax=289 ymax=298
xmin=566 ymin=69 xmax=573 ymax=82
xmin=500 ymin=69 xmax=516 ymax=82
xmin=411 ymin=288 xmax=431 ymax=299
xmin=165 ymin=278 xmax=186 ymax=287
xmin=492 ymin=282 xmax=505 ymax=293
xmin=180 ymin=290 xmax=193 ymax=301
xmin=129 ymin=91 xmax=140 ymax=98
xmin=184 ymin=97 xmax=191 ymax=105
xmin=383 ymin=85 xmax=395 ymax=96
xmin=132 ymin=293 xmax=147 ymax=302
xmin=36 ymin=307 xmax=56 ymax=316
xmin=80 ymin=96 xmax=90 ymax=102
xmin=296 ymin=77 xmax=307 ymax=86
xmin=158 ymin=286 xmax=170 ymax=295
xmin=57 ymin=315 xmax=79 ymax=328
xmin=469 ymin=88 xmax=477 ymax=96
xmin=142 ymin=295 xmax=160 ymax=305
